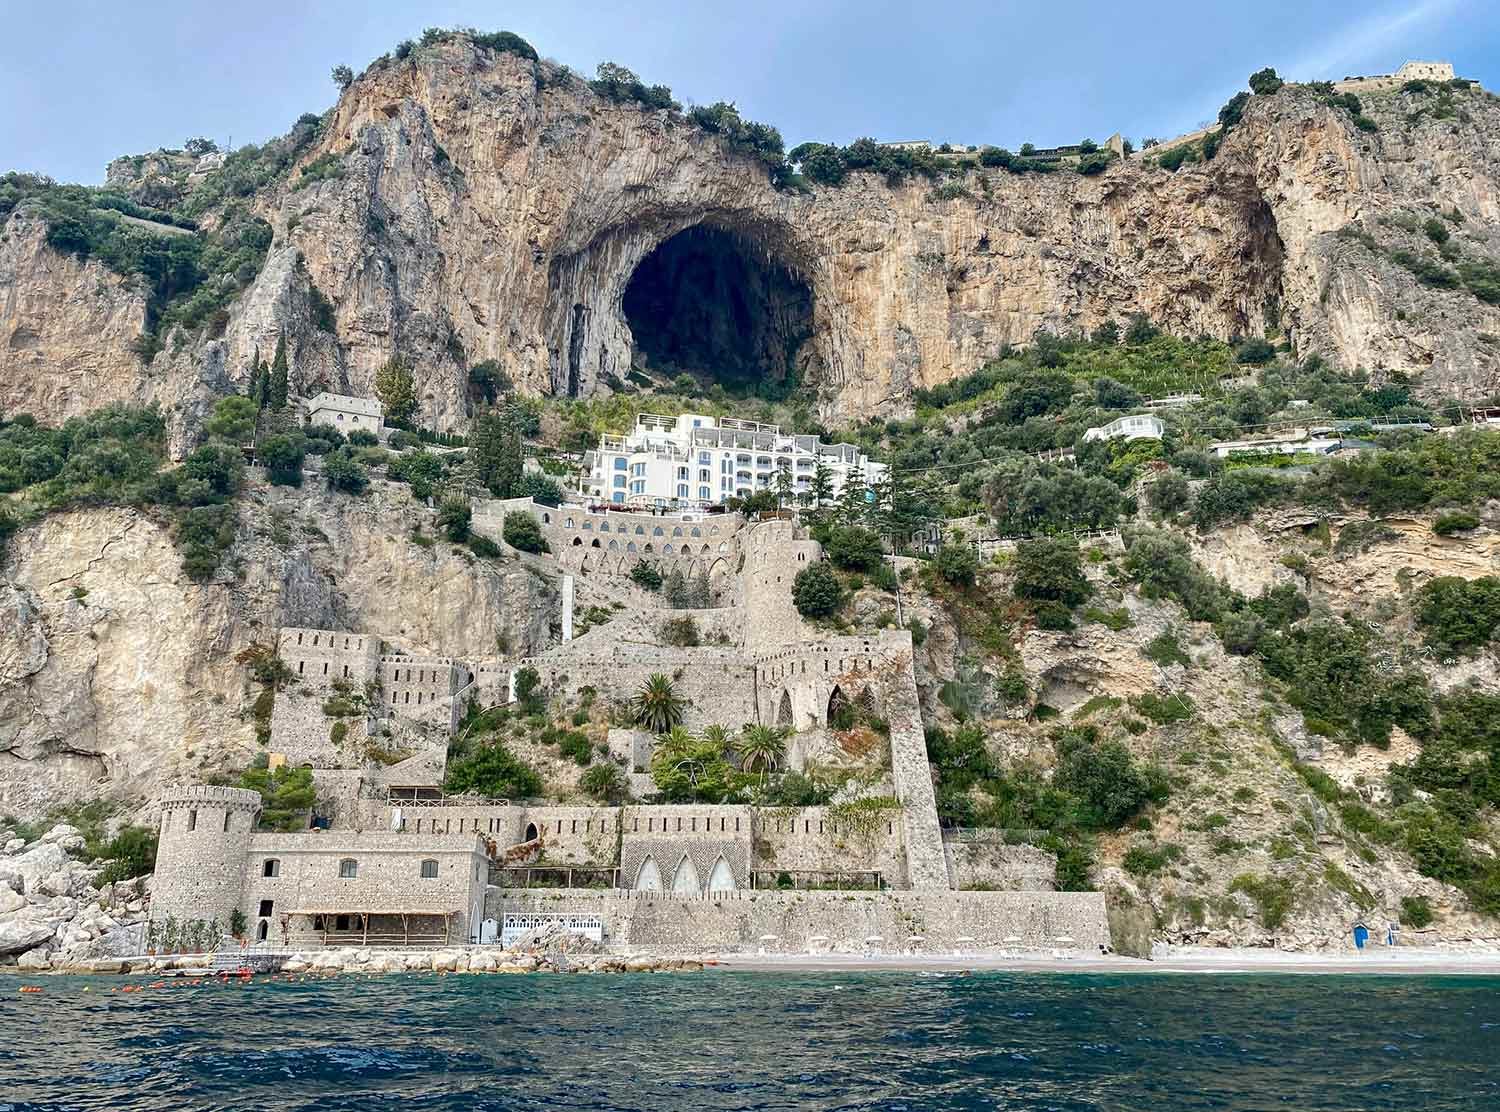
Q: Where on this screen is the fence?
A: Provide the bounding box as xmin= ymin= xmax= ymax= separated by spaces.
xmin=500 ymin=913 xmax=605 ymax=946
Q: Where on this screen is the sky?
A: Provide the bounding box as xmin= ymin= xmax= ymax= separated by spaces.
xmin=2 ymin=0 xmax=1496 ymax=185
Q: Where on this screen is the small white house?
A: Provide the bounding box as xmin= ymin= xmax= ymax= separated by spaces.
xmin=305 ymin=392 xmax=383 ymax=434
xmin=1082 ymin=414 xmax=1165 ymax=443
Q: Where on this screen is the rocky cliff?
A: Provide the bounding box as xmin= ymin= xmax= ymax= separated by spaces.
xmin=4 ymin=39 xmax=1498 ymax=437
xmin=0 ymin=479 xmax=554 ymax=815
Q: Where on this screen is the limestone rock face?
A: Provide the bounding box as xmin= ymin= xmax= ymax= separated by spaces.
xmin=0 ymin=480 xmax=553 ymax=814
xmin=5 ymin=43 xmax=1499 ymax=435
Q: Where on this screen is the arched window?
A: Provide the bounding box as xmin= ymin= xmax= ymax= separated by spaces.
xmin=600 ymin=522 xmax=610 ymax=532
xmin=263 ymin=859 xmax=280 ymax=878
xmin=338 ymin=858 xmax=358 ymax=879
xmin=524 ymin=822 xmax=539 ymax=842
xmin=542 ymin=513 xmax=551 ymax=524
xmin=673 ymin=527 xmax=683 ymax=537
xmin=653 ymin=527 xmax=664 ymax=537
xmin=691 ymin=527 xmax=702 ymax=537
xmin=635 ymin=525 xmax=645 ymax=535
xmin=256 ymin=920 xmax=269 ymax=942
xmin=420 ymin=859 xmax=439 ymax=879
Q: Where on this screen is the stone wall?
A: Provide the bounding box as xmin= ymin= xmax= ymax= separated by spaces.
xmin=270 ymin=627 xmax=382 ymax=766
xmin=150 ymin=786 xmax=262 ymax=929
xmin=378 ymin=655 xmax=470 ymax=734
xmin=755 ymin=805 xmax=907 ymax=885
xmin=741 ymin=519 xmax=821 ymax=650
xmin=943 ymin=840 xmax=1058 ymax=891
xmin=486 ymin=888 xmax=1110 ymax=954
xmin=619 ymin=805 xmax=753 ymax=891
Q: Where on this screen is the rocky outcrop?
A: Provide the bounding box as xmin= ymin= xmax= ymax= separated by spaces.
xmin=5 ymin=41 xmax=1498 ymax=437
xmin=0 ymin=478 xmax=554 ymax=814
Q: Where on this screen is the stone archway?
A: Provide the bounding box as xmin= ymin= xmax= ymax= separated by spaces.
xmin=671 ymin=854 xmax=701 ymax=894
xmin=827 ymin=685 xmax=852 ymax=729
xmin=706 ymin=856 xmax=737 ymax=893
xmin=777 ymin=688 xmax=794 ymax=727
xmin=635 ymin=855 xmax=662 ymax=892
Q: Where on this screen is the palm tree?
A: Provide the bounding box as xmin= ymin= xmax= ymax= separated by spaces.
xmin=738 ymin=724 xmax=788 ymax=780
xmin=632 ymin=673 xmax=684 ymax=735
xmin=700 ymin=724 xmax=732 ymax=756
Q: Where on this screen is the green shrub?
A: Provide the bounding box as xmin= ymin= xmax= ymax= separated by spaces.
xmin=1144 ymin=629 xmax=1190 ymax=668
xmin=1413 ymin=576 xmax=1500 ymax=654
xmin=1054 ymin=729 xmax=1169 ymax=830
xmin=629 ymin=561 xmax=663 ymax=591
xmin=1122 ymin=842 xmax=1181 ymax=877
xmin=825 ymin=525 xmax=884 ymax=572
xmin=934 ymin=543 xmax=980 ymax=586
xmin=1432 ymin=511 xmax=1480 ymax=535
xmin=95 ymin=825 xmax=159 ymax=884
xmin=581 ymin=763 xmax=625 ymax=803
xmin=444 ymin=741 xmax=542 ymax=799
xmin=467 ymin=533 xmax=501 ymax=559
xmin=660 ymin=615 xmax=700 ymax=647
xmin=436 ymin=498 xmax=472 ymax=542
xmin=321 ymin=448 xmax=368 ymax=494
xmin=1013 ymin=537 xmax=1090 ymax=606
xmin=1230 ymin=872 xmax=1296 ymax=929
xmin=792 ymin=561 xmax=844 ymax=618
xmin=502 ymin=511 xmax=545 ymax=553
xmin=235 ymin=763 xmax=315 ymax=831
xmin=1399 ymin=894 xmax=1433 ymax=928
xmin=259 ymin=434 xmax=305 ymax=486
xmin=1131 ymin=692 xmax=1194 ymax=725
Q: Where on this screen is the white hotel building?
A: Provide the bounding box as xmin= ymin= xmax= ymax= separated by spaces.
xmin=580 ymin=413 xmax=887 ymax=509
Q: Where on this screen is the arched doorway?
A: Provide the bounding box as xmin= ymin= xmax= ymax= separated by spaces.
xmin=524 ymin=822 xmax=539 ymax=842
xmin=671 ymin=855 xmax=701 ymax=894
xmin=777 ymin=689 xmax=794 ymax=727
xmin=707 ymin=856 xmax=736 ymax=893
xmin=256 ymin=919 xmax=269 ymax=942
xmin=635 ymin=855 xmax=662 ymax=892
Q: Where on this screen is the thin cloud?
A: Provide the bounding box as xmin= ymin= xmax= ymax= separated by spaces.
xmin=1288 ymin=0 xmax=1465 ymax=80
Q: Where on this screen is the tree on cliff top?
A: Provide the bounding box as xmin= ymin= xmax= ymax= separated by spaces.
xmin=1249 ymin=67 xmax=1284 ymax=96
xmin=331 ymin=65 xmax=354 ymax=90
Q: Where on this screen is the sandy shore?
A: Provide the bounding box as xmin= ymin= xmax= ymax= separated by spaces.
xmin=706 ymin=945 xmax=1500 ymax=976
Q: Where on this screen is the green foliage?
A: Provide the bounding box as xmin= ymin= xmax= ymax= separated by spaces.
xmin=580 ymin=763 xmax=625 ymax=803
xmin=444 ymin=740 xmax=542 ymax=800
xmin=792 ymin=561 xmax=844 ymax=618
xmin=1399 ymin=895 xmax=1433 ymax=928
xmin=95 ymin=825 xmax=159 ymax=884
xmin=502 ymin=511 xmax=544 ymax=552
xmin=1248 ymin=67 xmax=1283 ymax=95
xmin=1230 ymin=873 xmax=1296 ymax=929
xmin=649 ymin=726 xmax=736 ymax=803
xmin=1143 ymin=629 xmax=1190 ymax=668
xmin=789 ymin=137 xmax=944 ymax=187
xmin=259 ymin=433 xmax=306 ymax=486
xmin=1123 ymin=842 xmax=1182 ymax=877
xmin=1217 ymin=91 xmax=1251 ymax=129
xmin=374 ymin=357 xmax=417 ymax=427
xmin=934 ymin=542 xmax=979 ymax=586
xmin=660 ymin=615 xmax=700 ymax=647
xmin=631 ymin=673 xmax=685 ymax=734
xmin=204 ymin=396 xmax=257 ymax=443
xmin=629 ymin=561 xmax=663 ymax=591
xmin=686 ymin=101 xmax=787 ymax=178
xmin=386 ymin=450 xmax=443 ymax=500
xmin=321 ymin=448 xmax=369 ymax=494
xmin=1012 ymin=537 xmax=1090 ymax=606
xmin=1433 ymin=511 xmax=1481 ymax=536
xmin=1413 ymin=576 xmax=1500 ymax=654
xmin=292 ymin=151 xmax=345 ymax=190
xmin=1122 ymin=528 xmax=1232 ymax=621
xmin=473 ymin=408 xmax=524 ymax=497
xmin=591 ymin=61 xmax=679 ymax=111
xmin=1053 ymin=728 xmax=1169 ymax=830
xmin=236 ymin=764 xmax=316 ymax=831
xmin=824 ymin=525 xmax=884 ymax=572
xmin=1130 ymin=692 xmax=1195 ymax=725
xmin=436 ymin=497 xmax=472 ymax=542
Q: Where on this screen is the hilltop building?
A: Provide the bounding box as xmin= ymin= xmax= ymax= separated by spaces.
xmin=1082 ymin=414 xmax=1165 ymax=443
xmin=580 ymin=412 xmax=887 ymax=509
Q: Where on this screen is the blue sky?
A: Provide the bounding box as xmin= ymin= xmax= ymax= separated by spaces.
xmin=3 ymin=0 xmax=1495 ymax=184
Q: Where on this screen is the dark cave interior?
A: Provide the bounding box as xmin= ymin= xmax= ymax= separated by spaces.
xmin=621 ymin=224 xmax=813 ymax=390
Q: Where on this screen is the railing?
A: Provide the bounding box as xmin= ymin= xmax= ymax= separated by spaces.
xmin=387 ymin=791 xmax=513 ymax=807
xmin=494 ymin=866 xmax=621 ymax=889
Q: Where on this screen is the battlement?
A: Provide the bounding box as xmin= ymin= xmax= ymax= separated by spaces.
xmin=158 ymin=785 xmax=264 ymax=813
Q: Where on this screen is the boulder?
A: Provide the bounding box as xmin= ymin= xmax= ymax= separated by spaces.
xmin=17 ymin=946 xmax=52 ymax=970
xmin=469 ymin=951 xmax=496 ymax=972
xmin=6 ymin=843 xmax=67 ymax=897
xmin=0 ymin=888 xmax=25 ymax=916
xmin=40 ymin=824 xmax=81 ymax=844
xmin=40 ymin=870 xmax=72 ymax=898
xmin=281 ymin=959 xmax=309 ymax=974
xmin=430 ymin=949 xmax=461 ymax=972
xmin=0 ymin=917 xmax=57 ymax=955
xmin=2 ymin=838 xmax=23 ymax=855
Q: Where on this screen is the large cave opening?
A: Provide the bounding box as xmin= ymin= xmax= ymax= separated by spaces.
xmin=621 ymin=224 xmax=814 ymax=391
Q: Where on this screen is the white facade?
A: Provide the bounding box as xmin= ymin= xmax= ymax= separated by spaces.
xmin=581 ymin=412 xmax=887 ymax=509
xmin=305 ymin=392 xmax=383 ymax=434
xmin=1082 ymin=414 xmax=1165 ymax=443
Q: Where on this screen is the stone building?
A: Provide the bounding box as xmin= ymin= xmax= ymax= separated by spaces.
xmin=1335 ymin=61 xmax=1455 ymax=93
xmin=149 ymin=507 xmax=1112 ymax=954
xmin=304 ymin=391 xmax=384 ymax=434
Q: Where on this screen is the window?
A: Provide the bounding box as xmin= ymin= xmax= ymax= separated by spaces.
xmin=336 ymin=914 xmax=351 ymax=931
xmin=420 ymin=859 xmax=439 ymax=879
xmin=699 ymin=469 xmax=710 ymax=483
xmin=338 ymin=858 xmax=358 ymax=879
xmin=187 ymin=809 xmax=197 ymax=832
xmin=699 ymin=486 xmax=711 ymax=500
xmin=612 ymin=491 xmax=625 ymax=504
xmin=223 ymin=811 xmax=232 ymax=832
xmin=613 ymin=458 xmax=627 ymax=471
xmin=263 ymin=859 xmax=280 ymax=878
xmin=699 ymin=451 xmax=711 ymax=465
xmin=677 ymin=467 xmax=689 ymax=481
xmin=677 ymin=484 xmax=688 ymax=498
xmin=258 ymin=899 xmax=274 ymax=917
xmin=614 ymin=475 xmax=627 ymax=489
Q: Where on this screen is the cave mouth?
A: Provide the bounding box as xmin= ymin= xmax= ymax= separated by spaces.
xmin=621 ymin=224 xmax=813 ymax=392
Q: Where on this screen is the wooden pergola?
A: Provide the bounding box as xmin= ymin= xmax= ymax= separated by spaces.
xmin=288 ymin=908 xmax=459 ymax=947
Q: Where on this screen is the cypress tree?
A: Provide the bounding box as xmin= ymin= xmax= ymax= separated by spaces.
xmin=268 ymin=334 xmax=290 ymax=412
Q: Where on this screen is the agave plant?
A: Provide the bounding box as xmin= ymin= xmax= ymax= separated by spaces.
xmin=700 ymin=724 xmax=732 ymax=755
xmin=631 ymin=672 xmax=685 ymax=735
xmin=738 ymin=723 xmax=789 ymax=779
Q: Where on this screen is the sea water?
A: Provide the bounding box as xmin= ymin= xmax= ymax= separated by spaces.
xmin=1 ymin=970 xmax=1497 ymax=1110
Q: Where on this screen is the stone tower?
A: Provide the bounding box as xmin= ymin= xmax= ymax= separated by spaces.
xmin=149 ymin=786 xmax=262 ymax=931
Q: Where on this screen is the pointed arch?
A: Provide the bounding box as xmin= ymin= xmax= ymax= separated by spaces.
xmin=777 ymin=688 xmax=794 ymax=726
xmin=827 ymin=684 xmax=851 ymax=728
xmin=707 ymin=856 xmax=736 ymax=893
xmin=571 ymin=536 xmax=583 ymax=547
xmin=524 ymin=822 xmax=539 ymax=842
xmin=608 ymin=539 xmax=619 ymax=551
xmin=635 ymin=855 xmax=662 ymax=892
xmin=591 ymin=537 xmax=601 ymax=548
xmin=671 ymin=854 xmax=701 ymax=894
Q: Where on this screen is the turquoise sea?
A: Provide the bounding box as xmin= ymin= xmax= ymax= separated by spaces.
xmin=1 ymin=971 xmax=1497 ymax=1111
